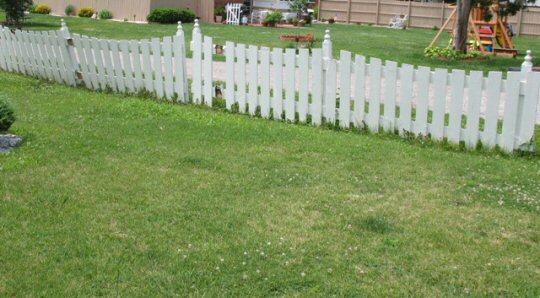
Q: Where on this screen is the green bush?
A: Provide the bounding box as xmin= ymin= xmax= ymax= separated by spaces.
xmin=65 ymin=4 xmax=75 ymax=16
xmin=264 ymin=11 xmax=283 ymax=25
xmin=424 ymin=46 xmax=482 ymax=60
xmin=78 ymin=6 xmax=94 ymax=18
xmin=147 ymin=8 xmax=196 ymax=24
xmin=0 ymin=98 xmax=15 ymax=132
xmin=99 ymin=9 xmax=113 ymax=20
xmin=35 ymin=4 xmax=52 ymax=14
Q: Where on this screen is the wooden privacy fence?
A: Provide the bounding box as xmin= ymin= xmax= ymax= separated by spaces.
xmin=0 ymin=20 xmax=189 ymax=102
xmin=319 ymin=0 xmax=540 ymax=37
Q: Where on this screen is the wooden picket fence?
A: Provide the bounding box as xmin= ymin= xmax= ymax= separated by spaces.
xmin=0 ymin=21 xmax=189 ymax=102
xmin=0 ymin=20 xmax=539 ymax=153
xmin=0 ymin=25 xmax=78 ymax=87
xmin=189 ymin=29 xmax=540 ymax=153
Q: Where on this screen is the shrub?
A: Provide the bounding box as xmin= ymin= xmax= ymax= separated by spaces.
xmin=29 ymin=4 xmax=38 ymax=13
xmin=328 ymin=18 xmax=335 ymax=24
xmin=99 ymin=9 xmax=113 ymax=20
xmin=214 ymin=6 xmax=226 ymax=18
xmin=65 ymin=4 xmax=75 ymax=16
xmin=78 ymin=6 xmax=94 ymax=18
xmin=35 ymin=4 xmax=52 ymax=14
xmin=0 ymin=98 xmax=15 ymax=132
xmin=147 ymin=8 xmax=196 ymax=24
xmin=264 ymin=11 xmax=283 ymax=25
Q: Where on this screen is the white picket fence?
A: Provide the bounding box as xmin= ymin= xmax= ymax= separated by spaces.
xmin=0 ymin=20 xmax=189 ymax=102
xmin=0 ymin=19 xmax=539 ymax=153
xmin=189 ymin=27 xmax=540 ymax=153
xmin=0 ymin=24 xmax=78 ymax=87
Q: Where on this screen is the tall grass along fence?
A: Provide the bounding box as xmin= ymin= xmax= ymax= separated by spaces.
xmin=0 ymin=20 xmax=189 ymax=102
xmin=0 ymin=20 xmax=539 ymax=153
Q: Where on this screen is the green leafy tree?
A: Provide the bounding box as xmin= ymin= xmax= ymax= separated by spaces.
xmin=0 ymin=0 xmax=33 ymax=28
xmin=289 ymin=0 xmax=309 ymax=19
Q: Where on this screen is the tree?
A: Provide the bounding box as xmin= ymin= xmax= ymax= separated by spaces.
xmin=453 ymin=0 xmax=532 ymax=53
xmin=0 ymin=0 xmax=33 ymax=28
xmin=289 ymin=0 xmax=309 ymax=19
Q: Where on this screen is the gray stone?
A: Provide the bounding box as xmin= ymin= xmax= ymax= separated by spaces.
xmin=0 ymin=134 xmax=22 ymax=154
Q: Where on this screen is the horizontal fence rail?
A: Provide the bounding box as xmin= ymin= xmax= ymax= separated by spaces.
xmin=0 ymin=20 xmax=539 ymax=153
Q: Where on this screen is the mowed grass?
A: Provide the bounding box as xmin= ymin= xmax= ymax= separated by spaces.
xmin=1 ymin=70 xmax=540 ymax=296
xmin=4 ymin=11 xmax=540 ymax=73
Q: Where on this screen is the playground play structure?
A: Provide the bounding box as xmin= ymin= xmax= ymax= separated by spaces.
xmin=430 ymin=0 xmax=518 ymax=57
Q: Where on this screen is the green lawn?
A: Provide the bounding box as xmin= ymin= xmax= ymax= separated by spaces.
xmin=1 ymin=68 xmax=540 ymax=296
xmin=4 ymin=12 xmax=540 ymax=73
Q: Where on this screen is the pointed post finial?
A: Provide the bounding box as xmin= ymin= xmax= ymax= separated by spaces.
xmin=193 ymin=19 xmax=201 ymax=35
xmin=521 ymin=50 xmax=533 ymax=79
xmin=322 ymin=29 xmax=333 ymax=60
xmin=176 ymin=21 xmax=184 ymax=36
xmin=60 ymin=18 xmax=71 ymax=39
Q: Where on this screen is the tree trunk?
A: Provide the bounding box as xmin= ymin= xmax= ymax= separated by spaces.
xmin=454 ymin=0 xmax=472 ymax=53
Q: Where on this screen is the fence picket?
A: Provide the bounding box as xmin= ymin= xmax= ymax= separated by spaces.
xmin=91 ymin=38 xmax=106 ymax=90
xmin=516 ymin=72 xmax=540 ymax=148
xmin=225 ymin=41 xmax=235 ymax=109
xmin=151 ymin=38 xmax=164 ymax=99
xmin=44 ymin=32 xmax=63 ymax=83
xmin=203 ymin=36 xmax=213 ymax=106
xmin=448 ymin=70 xmax=466 ymax=144
xmin=399 ymin=64 xmax=414 ymax=134
xmin=163 ymin=37 xmax=175 ymax=100
xmin=368 ymin=58 xmax=382 ymax=132
xmin=354 ymin=55 xmax=366 ymax=127
xmin=260 ymin=48 xmax=271 ymax=118
xmin=248 ymin=45 xmax=258 ymax=115
xmin=431 ymin=69 xmax=448 ymax=141
xmin=482 ymin=72 xmax=502 ymax=148
xmin=414 ymin=66 xmax=430 ymax=136
xmin=285 ymin=49 xmax=296 ymax=121
xmin=325 ymin=59 xmax=337 ymax=124
xmin=100 ymin=39 xmax=117 ymax=91
xmin=236 ymin=44 xmax=247 ymax=113
xmin=110 ymin=40 xmax=126 ymax=93
xmin=83 ymin=37 xmax=99 ymax=90
xmin=192 ymin=33 xmax=202 ymax=104
xmin=32 ymin=32 xmax=47 ymax=79
xmin=383 ymin=61 xmax=398 ymax=132
xmin=72 ymin=34 xmax=92 ymax=89
xmin=173 ymin=36 xmax=187 ymax=102
xmin=501 ymin=72 xmax=522 ymax=152
xmin=272 ymin=48 xmax=283 ymax=120
xmin=120 ymin=40 xmax=135 ymax=93
xmin=465 ymin=71 xmax=483 ymax=148
xmin=140 ymin=40 xmax=153 ymax=93
xmin=339 ymin=50 xmax=352 ymax=128
xmin=130 ymin=40 xmax=144 ymax=92
xmin=299 ymin=48 xmax=310 ymax=123
xmin=311 ymin=49 xmax=323 ymax=126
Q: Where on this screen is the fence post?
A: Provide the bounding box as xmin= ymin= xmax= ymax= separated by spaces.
xmin=59 ymin=19 xmax=81 ymax=86
xmin=516 ymin=50 xmax=534 ymax=151
xmin=322 ymin=29 xmax=333 ymax=60
xmin=191 ymin=19 xmax=202 ymax=51
xmin=176 ymin=21 xmax=189 ymax=101
xmin=521 ymin=50 xmax=533 ymax=76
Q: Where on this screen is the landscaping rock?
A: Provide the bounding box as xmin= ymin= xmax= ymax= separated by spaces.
xmin=0 ymin=134 xmax=22 ymax=154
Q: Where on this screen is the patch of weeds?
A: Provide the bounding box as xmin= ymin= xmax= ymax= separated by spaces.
xmin=359 ymin=215 xmax=397 ymax=234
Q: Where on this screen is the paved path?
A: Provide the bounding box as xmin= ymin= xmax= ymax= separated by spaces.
xmin=186 ymin=59 xmax=540 ymax=124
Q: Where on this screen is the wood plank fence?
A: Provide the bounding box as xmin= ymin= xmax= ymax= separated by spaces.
xmin=0 ymin=20 xmax=189 ymax=102
xmin=0 ymin=19 xmax=539 ymax=153
xmin=319 ymin=0 xmax=540 ymax=37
